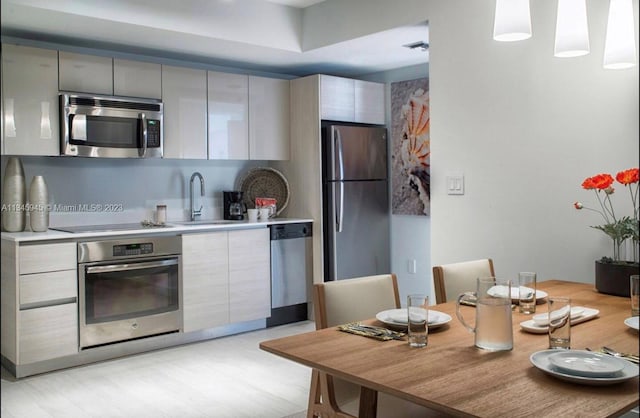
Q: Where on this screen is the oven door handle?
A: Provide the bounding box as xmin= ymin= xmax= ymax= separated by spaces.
xmin=85 ymin=258 xmax=178 ymax=274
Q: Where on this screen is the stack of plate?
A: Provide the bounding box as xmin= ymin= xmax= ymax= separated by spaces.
xmin=376 ymin=308 xmax=452 ymax=329
xmin=530 ymin=349 xmax=639 ymax=385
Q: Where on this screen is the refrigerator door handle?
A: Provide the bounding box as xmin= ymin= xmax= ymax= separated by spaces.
xmin=334 ymin=127 xmax=345 ymax=181
xmin=336 ymin=181 xmax=344 ymax=233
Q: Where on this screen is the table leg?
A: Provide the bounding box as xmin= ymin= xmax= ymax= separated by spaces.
xmin=358 ymin=386 xmax=378 ymax=418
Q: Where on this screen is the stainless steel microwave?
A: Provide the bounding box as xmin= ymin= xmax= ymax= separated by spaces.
xmin=60 ymin=93 xmax=163 ymax=158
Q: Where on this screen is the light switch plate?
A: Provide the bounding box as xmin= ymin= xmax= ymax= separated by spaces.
xmin=446 ymin=173 xmax=464 ymax=195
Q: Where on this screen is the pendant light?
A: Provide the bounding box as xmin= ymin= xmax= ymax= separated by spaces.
xmin=493 ymin=0 xmax=532 ymax=42
xmin=603 ymin=0 xmax=637 ymax=69
xmin=554 ymin=0 xmax=590 ymax=57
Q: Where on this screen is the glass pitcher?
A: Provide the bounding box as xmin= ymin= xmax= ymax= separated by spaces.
xmin=456 ymin=277 xmax=513 ymax=351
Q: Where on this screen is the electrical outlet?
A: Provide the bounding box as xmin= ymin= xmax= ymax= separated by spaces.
xmin=408 ymin=259 xmax=417 ymax=274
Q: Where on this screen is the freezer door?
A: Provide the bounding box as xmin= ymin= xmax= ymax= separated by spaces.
xmin=325 ymin=180 xmax=390 ymax=281
xmin=327 ymin=125 xmax=387 ymax=181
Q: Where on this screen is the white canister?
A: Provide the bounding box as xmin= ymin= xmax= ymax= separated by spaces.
xmin=259 ymin=208 xmax=270 ymax=222
xmin=247 ymin=208 xmax=259 ymax=222
xmin=156 ymin=205 xmax=167 ymax=224
xmin=29 ymin=175 xmax=49 ymax=232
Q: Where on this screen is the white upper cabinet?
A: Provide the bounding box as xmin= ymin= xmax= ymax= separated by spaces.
xmin=113 ymin=59 xmax=162 ymax=99
xmin=1 ymin=44 xmax=60 ymax=156
xmin=207 ymin=71 xmax=249 ymax=160
xmin=59 ymin=51 xmax=113 ymax=95
xmin=162 ymin=65 xmax=207 ymax=159
xmin=355 ymin=80 xmax=385 ymax=125
xmin=320 ymin=75 xmax=385 ymax=125
xmin=249 ymin=76 xmax=290 ymax=161
xmin=320 ymin=75 xmax=355 ymax=122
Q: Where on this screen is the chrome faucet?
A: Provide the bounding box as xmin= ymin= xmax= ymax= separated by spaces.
xmin=190 ymin=172 xmax=205 ymax=221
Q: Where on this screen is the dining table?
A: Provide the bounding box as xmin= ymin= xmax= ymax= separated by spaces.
xmin=259 ymin=280 xmax=639 ymax=417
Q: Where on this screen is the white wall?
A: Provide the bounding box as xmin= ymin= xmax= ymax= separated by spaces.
xmin=427 ymin=0 xmax=639 ymax=284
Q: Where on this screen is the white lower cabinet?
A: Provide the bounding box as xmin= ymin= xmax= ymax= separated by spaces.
xmin=229 ymin=228 xmax=271 ymax=322
xmin=18 ymin=303 xmax=78 ymax=364
xmin=182 ymin=228 xmax=270 ymax=332
xmin=0 ymin=241 xmax=79 ymax=366
xmin=182 ymin=232 xmax=229 ymax=332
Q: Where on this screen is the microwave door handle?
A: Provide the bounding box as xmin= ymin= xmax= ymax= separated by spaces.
xmin=139 ymin=113 xmax=148 ymax=157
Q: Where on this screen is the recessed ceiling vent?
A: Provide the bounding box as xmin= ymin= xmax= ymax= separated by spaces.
xmin=403 ymin=41 xmax=429 ymax=52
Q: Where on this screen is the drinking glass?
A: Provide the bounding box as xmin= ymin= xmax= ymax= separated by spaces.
xmin=548 ymin=297 xmax=571 ymax=349
xmin=631 ymin=275 xmax=640 ymax=317
xmin=518 ymin=272 xmax=537 ymax=314
xmin=407 ymin=294 xmax=428 ymax=348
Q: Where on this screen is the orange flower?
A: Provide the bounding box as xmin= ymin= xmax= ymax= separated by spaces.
xmin=582 ymin=173 xmax=614 ymax=190
xmin=616 ymin=168 xmax=639 ymax=185
xmin=575 ymin=167 xmax=639 ymax=262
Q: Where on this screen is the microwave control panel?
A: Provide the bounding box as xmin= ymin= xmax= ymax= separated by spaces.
xmin=146 ymin=120 xmax=161 ymax=147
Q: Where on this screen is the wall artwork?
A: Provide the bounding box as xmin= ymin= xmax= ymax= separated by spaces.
xmin=391 ymin=77 xmax=430 ymax=216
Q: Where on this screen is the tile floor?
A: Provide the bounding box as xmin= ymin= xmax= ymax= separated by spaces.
xmin=1 ymin=321 xmax=315 ymax=418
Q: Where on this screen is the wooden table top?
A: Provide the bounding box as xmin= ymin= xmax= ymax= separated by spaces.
xmin=260 ymin=280 xmax=640 ymax=417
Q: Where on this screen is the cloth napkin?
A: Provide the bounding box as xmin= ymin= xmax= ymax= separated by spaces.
xmin=337 ymin=322 xmax=405 ymax=341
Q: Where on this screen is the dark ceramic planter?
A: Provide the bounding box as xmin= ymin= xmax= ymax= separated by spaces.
xmin=595 ymin=260 xmax=640 ymax=297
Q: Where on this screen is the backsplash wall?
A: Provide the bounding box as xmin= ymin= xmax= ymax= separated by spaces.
xmin=1 ymin=155 xmax=262 ymax=226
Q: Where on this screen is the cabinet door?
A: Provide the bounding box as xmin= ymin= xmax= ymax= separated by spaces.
xmin=320 ymin=75 xmax=355 ymax=122
xmin=59 ymin=51 xmax=113 ymax=95
xmin=1 ymin=44 xmax=59 ymax=156
xmin=355 ymin=80 xmax=385 ymax=125
xmin=207 ymin=71 xmax=248 ymax=160
xmin=114 ymin=59 xmax=162 ymax=99
xmin=249 ymin=76 xmax=290 ymax=160
xmin=162 ymin=65 xmax=207 ymax=159
xmin=19 ymin=242 xmax=76 ymax=275
xmin=182 ymin=232 xmax=229 ymax=332
xmin=229 ymin=228 xmax=271 ymax=322
xmin=18 ymin=303 xmax=78 ymax=364
xmin=19 ymin=270 xmax=77 ymax=307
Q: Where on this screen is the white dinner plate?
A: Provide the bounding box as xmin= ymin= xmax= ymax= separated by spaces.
xmin=530 ymin=349 xmax=639 ymax=385
xmin=487 ymin=285 xmax=548 ymax=303
xmin=532 ymin=307 xmax=585 ymax=326
xmin=520 ymin=307 xmax=599 ymax=334
xmin=547 ymin=350 xmax=625 ymax=377
xmin=376 ymin=308 xmax=452 ymax=329
xmin=624 ymin=316 xmax=639 ymax=331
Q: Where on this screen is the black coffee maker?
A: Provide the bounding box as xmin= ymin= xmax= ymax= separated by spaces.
xmin=223 ymin=191 xmax=245 ymax=220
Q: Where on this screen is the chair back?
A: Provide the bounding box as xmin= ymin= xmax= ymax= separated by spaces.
xmin=432 ymin=259 xmax=495 ymax=304
xmin=314 ymin=274 xmax=401 ymax=329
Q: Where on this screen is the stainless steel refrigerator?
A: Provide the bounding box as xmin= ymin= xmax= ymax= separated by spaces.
xmin=322 ymin=123 xmax=390 ymax=281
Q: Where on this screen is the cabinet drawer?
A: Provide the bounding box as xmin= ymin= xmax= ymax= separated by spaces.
xmin=20 ymin=270 xmax=77 ymax=306
xmin=19 ymin=303 xmax=78 ymax=364
xmin=19 ymin=242 xmax=76 ymax=274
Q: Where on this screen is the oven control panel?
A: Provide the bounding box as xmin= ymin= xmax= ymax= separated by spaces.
xmin=78 ymin=236 xmax=181 ymax=263
xmin=113 ymin=243 xmax=154 ymax=257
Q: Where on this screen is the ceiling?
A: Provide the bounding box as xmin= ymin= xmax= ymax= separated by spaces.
xmin=0 ymin=0 xmax=429 ymax=77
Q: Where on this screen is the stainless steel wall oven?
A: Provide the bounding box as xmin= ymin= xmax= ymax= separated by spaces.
xmin=78 ymin=236 xmax=182 ymax=349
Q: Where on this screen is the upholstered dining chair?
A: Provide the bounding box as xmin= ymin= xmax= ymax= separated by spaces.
xmin=309 ymin=274 xmax=439 ymax=418
xmin=432 ymin=258 xmax=495 ymax=304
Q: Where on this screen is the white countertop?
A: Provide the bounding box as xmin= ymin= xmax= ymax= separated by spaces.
xmin=0 ymin=218 xmax=314 ymax=242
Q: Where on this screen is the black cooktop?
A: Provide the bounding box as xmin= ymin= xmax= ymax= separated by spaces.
xmin=50 ymin=223 xmax=171 ymax=233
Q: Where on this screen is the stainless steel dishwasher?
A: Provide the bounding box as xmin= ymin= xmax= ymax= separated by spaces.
xmin=266 ymin=222 xmax=313 ymax=327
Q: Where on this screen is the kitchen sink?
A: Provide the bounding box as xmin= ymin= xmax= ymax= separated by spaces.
xmin=169 ymin=219 xmax=242 ymax=226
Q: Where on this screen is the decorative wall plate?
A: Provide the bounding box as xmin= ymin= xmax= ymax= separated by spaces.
xmin=238 ymin=167 xmax=290 ymax=216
